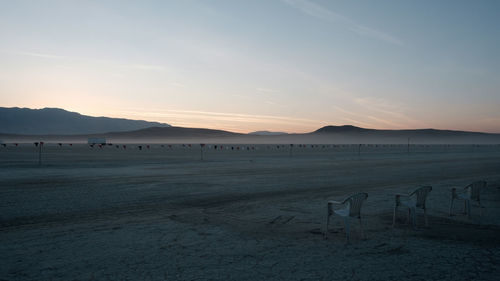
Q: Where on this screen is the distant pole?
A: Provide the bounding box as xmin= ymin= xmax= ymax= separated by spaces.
xmin=289 ymin=144 xmax=293 ymax=157
xmin=407 ymin=138 xmax=410 ymax=154
xmin=200 ymin=143 xmax=205 ymax=160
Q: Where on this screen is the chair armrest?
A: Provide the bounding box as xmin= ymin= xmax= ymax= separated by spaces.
xmin=394 ymin=193 xmax=410 ymax=197
xmin=394 ymin=193 xmax=409 ymax=205
xmin=327 ymin=200 xmax=345 ymax=216
xmin=451 ymin=187 xmax=466 ymax=196
xmin=327 ymin=200 xmax=343 ymax=205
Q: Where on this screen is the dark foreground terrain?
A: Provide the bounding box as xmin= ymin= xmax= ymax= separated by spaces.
xmin=1 ymin=144 xmax=499 ymax=280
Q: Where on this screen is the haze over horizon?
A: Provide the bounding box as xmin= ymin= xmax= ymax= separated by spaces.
xmin=1 ymin=0 xmax=499 ymax=134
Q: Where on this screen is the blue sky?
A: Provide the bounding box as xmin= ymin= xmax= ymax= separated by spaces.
xmin=1 ymin=0 xmax=499 ymax=133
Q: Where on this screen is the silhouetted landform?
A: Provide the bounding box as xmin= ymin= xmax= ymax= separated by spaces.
xmin=0 ymin=107 xmax=170 ymax=135
xmin=248 ymin=131 xmax=288 ymax=136
xmin=314 ymin=125 xmax=369 ymax=134
xmin=106 ymin=126 xmax=241 ymax=138
xmin=0 ymin=126 xmax=241 ymax=143
xmin=1 ymin=108 xmax=499 ymax=143
xmin=1 ymin=124 xmax=500 ymax=144
xmin=312 ymin=125 xmax=500 ymax=144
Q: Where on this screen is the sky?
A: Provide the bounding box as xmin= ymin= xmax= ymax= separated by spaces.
xmin=1 ymin=0 xmax=499 ymax=133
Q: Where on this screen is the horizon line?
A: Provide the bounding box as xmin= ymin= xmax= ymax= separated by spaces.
xmin=1 ymin=106 xmax=500 ymax=135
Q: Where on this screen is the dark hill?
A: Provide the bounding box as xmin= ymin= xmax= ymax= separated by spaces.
xmin=105 ymin=126 xmax=241 ymax=138
xmin=314 ymin=125 xmax=372 ymax=134
xmin=0 ymin=107 xmax=170 ymax=135
xmin=311 ymin=125 xmax=500 ymax=143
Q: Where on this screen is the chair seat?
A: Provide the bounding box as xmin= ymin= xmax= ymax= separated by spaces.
xmin=334 ymin=209 xmax=349 ymax=217
xmin=456 ymin=193 xmax=470 ymax=200
xmin=399 ymin=199 xmax=417 ymax=208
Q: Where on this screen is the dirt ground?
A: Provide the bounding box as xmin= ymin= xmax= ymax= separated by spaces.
xmin=1 ymin=143 xmax=500 ymax=280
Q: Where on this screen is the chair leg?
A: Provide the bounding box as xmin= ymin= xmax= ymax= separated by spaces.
xmin=479 ymin=201 xmax=483 ymax=224
xmin=407 ymin=208 xmax=411 ymax=225
xmin=479 ymin=201 xmax=482 ymax=219
xmin=424 ymin=208 xmax=428 ymax=227
xmin=466 ymin=200 xmax=471 ymax=219
xmin=359 ymin=217 xmax=365 ymax=239
xmin=344 ymin=217 xmax=350 ymax=243
xmin=411 ymin=207 xmax=417 ymax=229
xmin=325 ymin=203 xmax=332 ymax=239
xmin=392 ymin=205 xmax=397 ymax=228
xmin=449 ymin=198 xmax=454 ymax=216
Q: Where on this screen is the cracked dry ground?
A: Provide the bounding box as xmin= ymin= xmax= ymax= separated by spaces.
xmin=1 ymin=145 xmax=500 ymax=280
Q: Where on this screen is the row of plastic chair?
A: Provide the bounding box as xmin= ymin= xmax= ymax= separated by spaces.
xmin=324 ymin=181 xmax=487 ymax=242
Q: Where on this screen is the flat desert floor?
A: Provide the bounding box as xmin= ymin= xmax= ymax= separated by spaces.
xmin=1 ymin=144 xmax=500 ymax=280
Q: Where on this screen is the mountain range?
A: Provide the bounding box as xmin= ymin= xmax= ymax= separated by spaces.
xmin=1 ymin=107 xmax=500 ymax=144
xmin=0 ymin=107 xmax=170 ymax=135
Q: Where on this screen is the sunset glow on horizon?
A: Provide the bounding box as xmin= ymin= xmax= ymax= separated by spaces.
xmin=1 ymin=0 xmax=499 ymax=134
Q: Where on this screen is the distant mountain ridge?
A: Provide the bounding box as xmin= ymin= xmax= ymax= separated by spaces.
xmin=248 ymin=131 xmax=288 ymax=136
xmin=309 ymin=125 xmax=500 ymax=144
xmin=106 ymin=126 xmax=241 ymax=138
xmin=314 ymin=125 xmax=371 ymax=134
xmin=313 ymin=125 xmax=494 ymax=137
xmin=0 ymin=107 xmax=170 ymax=135
xmin=1 ymin=108 xmax=499 ymax=144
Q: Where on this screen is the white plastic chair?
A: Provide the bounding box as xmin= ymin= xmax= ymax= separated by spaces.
xmin=392 ymin=186 xmax=432 ymax=228
xmin=449 ymin=181 xmax=486 ymax=219
xmin=325 ymin=193 xmax=368 ymax=242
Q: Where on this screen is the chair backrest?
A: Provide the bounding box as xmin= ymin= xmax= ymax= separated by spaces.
xmin=465 ymin=181 xmax=486 ymax=201
xmin=410 ymin=186 xmax=432 ymax=208
xmin=343 ymin=193 xmax=368 ymax=217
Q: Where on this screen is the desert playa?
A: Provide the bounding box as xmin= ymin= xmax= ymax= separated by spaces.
xmin=1 ymin=144 xmax=499 ymax=280
xmin=2 ymin=0 xmax=499 ymax=280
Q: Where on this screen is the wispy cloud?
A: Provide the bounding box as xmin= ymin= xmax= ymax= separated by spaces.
xmin=169 ymin=82 xmax=186 ymax=88
xmin=338 ymin=116 xmax=374 ymax=128
xmin=350 ymin=25 xmax=403 ymax=46
xmin=0 ymin=49 xmax=167 ymax=72
xmin=0 ymin=50 xmax=66 ymax=59
xmin=332 ymin=98 xmax=425 ymax=129
xmin=281 ymin=0 xmax=403 ymax=45
xmin=332 ymin=105 xmax=391 ymax=128
xmin=353 ymin=97 xmax=426 ymax=128
xmin=155 ymin=109 xmax=322 ymax=125
xmin=127 ymin=64 xmax=166 ymax=71
xmin=256 ymin=87 xmax=280 ymax=94
xmin=117 ymin=108 xmax=323 ymax=133
xmin=364 ymin=114 xmax=403 ymax=128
